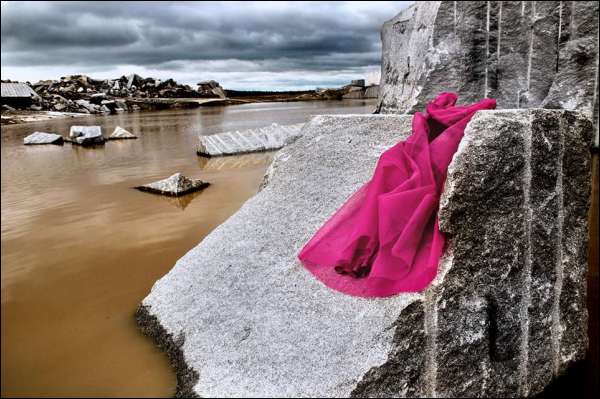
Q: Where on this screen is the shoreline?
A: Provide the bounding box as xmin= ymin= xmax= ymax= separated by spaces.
xmin=1 ymin=96 xmax=373 ymax=126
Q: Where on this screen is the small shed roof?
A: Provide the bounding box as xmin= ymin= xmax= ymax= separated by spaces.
xmin=1 ymin=82 xmax=39 ymax=98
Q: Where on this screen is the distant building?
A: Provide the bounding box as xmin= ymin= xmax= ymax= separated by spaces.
xmin=1 ymin=82 xmax=40 ymax=108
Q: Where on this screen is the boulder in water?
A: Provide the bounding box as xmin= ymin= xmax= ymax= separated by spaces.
xmin=68 ymin=125 xmax=105 ymax=145
xmin=135 ymin=173 xmax=209 ymax=197
xmin=109 ymin=126 xmax=137 ymax=140
xmin=23 ymin=132 xmax=64 ymax=145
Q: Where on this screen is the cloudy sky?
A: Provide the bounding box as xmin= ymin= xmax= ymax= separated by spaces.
xmin=1 ymin=1 xmax=412 ymax=90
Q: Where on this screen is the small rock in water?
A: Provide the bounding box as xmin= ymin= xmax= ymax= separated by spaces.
xmin=68 ymin=125 xmax=105 ymax=145
xmin=23 ymin=132 xmax=64 ymax=145
xmin=109 ymin=126 xmax=137 ymax=140
xmin=135 ymin=173 xmax=209 ymax=196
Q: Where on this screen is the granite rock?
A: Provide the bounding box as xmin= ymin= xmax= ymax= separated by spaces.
xmin=109 ymin=126 xmax=137 ymax=140
xmin=138 ymin=110 xmax=592 ymax=397
xmin=197 ymin=123 xmax=304 ymax=157
xmin=135 ymin=173 xmax=209 ymax=197
xmin=68 ymin=125 xmax=105 ymax=145
xmin=377 ymin=1 xmax=599 ymax=144
xmin=23 ymin=132 xmax=64 ymax=145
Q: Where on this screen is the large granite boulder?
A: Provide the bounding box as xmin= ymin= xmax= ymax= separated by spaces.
xmin=23 ymin=132 xmax=63 ymax=145
xmin=137 ymin=110 xmax=592 ymax=397
xmin=68 ymin=125 xmax=105 ymax=145
xmin=377 ymin=1 xmax=599 ymax=146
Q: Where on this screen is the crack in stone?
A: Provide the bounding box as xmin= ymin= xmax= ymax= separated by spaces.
xmin=424 ymin=289 xmax=438 ymax=398
xmin=519 ymin=110 xmax=533 ymax=396
xmin=551 ymin=113 xmax=566 ymax=375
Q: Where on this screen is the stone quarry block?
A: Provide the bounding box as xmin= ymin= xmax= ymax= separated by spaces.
xmin=135 ymin=173 xmax=209 ymax=197
xmin=377 ymin=1 xmax=599 ymax=134
xmin=23 ymin=132 xmax=64 ymax=145
xmin=108 ymin=126 xmax=137 ymax=140
xmin=138 ymin=110 xmax=592 ymax=397
xmin=68 ymin=125 xmax=105 ymax=145
xmin=196 ymin=123 xmax=304 ymax=157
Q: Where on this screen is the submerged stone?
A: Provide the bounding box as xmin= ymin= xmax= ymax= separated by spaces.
xmin=23 ymin=132 xmax=64 ymax=145
xmin=68 ymin=125 xmax=105 ymax=145
xmin=135 ymin=173 xmax=209 ymax=197
xmin=109 ymin=126 xmax=137 ymax=140
xmin=138 ymin=110 xmax=592 ymax=397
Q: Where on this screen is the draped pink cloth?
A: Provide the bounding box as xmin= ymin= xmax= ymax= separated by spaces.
xmin=298 ymin=93 xmax=496 ymax=297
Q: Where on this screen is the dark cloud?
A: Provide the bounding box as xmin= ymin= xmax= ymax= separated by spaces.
xmin=1 ymin=1 xmax=411 ymax=89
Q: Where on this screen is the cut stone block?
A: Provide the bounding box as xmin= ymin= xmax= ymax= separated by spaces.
xmin=68 ymin=125 xmax=105 ymax=145
xmin=135 ymin=173 xmax=209 ymax=197
xmin=138 ymin=110 xmax=592 ymax=397
xmin=23 ymin=132 xmax=64 ymax=145
xmin=197 ymin=123 xmax=304 ymax=157
xmin=108 ymin=126 xmax=137 ymax=140
xmin=377 ymin=1 xmax=599 ymax=139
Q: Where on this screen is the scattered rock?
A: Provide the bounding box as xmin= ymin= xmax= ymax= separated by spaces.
xmin=23 ymin=132 xmax=64 ymax=145
xmin=135 ymin=173 xmax=209 ymax=197
xmin=197 ymin=123 xmax=304 ymax=157
xmin=68 ymin=125 xmax=105 ymax=145
xmin=109 ymin=126 xmax=137 ymax=140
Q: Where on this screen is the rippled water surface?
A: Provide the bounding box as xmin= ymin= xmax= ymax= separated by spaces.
xmin=1 ymin=100 xmax=377 ymax=397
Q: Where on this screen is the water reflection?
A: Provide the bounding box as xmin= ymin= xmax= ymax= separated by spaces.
xmin=1 ymin=99 xmax=377 ymax=397
xmin=197 ymin=152 xmax=275 ymax=171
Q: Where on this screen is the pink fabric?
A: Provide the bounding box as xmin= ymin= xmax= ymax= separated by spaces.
xmin=298 ymin=93 xmax=496 ymax=297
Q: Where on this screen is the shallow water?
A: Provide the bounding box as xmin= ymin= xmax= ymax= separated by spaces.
xmin=1 ymin=99 xmax=377 ymax=397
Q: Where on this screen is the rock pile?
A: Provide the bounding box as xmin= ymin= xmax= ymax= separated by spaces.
xmin=24 ymin=74 xmax=222 ymax=114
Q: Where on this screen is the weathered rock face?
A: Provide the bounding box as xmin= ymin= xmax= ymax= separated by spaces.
xmin=109 ymin=126 xmax=137 ymax=140
xmin=435 ymin=109 xmax=592 ymax=397
xmin=377 ymin=1 xmax=599 ymax=143
xmin=197 ymin=123 xmax=304 ymax=157
xmin=23 ymin=132 xmax=63 ymax=145
xmin=68 ymin=125 xmax=105 ymax=145
xmin=135 ymin=173 xmax=209 ymax=197
xmin=138 ymin=110 xmax=592 ymax=397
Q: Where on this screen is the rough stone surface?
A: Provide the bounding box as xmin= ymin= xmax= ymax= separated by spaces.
xmin=135 ymin=173 xmax=209 ymax=197
xmin=23 ymin=131 xmax=63 ymax=145
xmin=377 ymin=1 xmax=599 ymax=141
xmin=141 ymin=115 xmax=424 ymax=397
xmin=436 ymin=109 xmax=592 ymax=397
xmin=139 ymin=110 xmax=592 ymax=397
xmin=68 ymin=125 xmax=105 ymax=145
xmin=197 ymin=123 xmax=304 ymax=157
xmin=109 ymin=126 xmax=137 ymax=140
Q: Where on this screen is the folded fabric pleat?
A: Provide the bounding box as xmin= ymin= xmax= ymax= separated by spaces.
xmin=298 ymin=93 xmax=496 ymax=297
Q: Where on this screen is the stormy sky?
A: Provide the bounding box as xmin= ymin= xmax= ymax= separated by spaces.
xmin=1 ymin=1 xmax=411 ymax=90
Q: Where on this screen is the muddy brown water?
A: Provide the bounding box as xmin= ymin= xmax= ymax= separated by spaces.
xmin=1 ymin=100 xmax=377 ymax=397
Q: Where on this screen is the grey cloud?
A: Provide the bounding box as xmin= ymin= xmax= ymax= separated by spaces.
xmin=1 ymin=1 xmax=411 ymax=89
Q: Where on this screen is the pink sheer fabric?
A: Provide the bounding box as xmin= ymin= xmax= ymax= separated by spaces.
xmin=298 ymin=93 xmax=496 ymax=297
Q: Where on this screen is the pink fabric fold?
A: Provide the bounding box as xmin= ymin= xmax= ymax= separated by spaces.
xmin=298 ymin=92 xmax=496 ymax=297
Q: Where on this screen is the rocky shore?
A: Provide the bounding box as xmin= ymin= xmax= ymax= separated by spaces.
xmin=1 ymin=75 xmax=377 ymax=125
